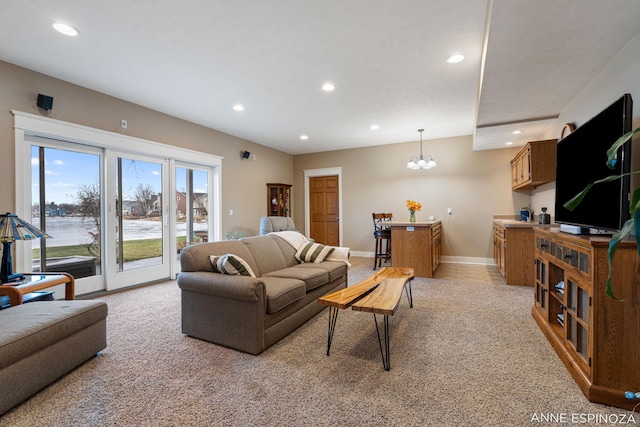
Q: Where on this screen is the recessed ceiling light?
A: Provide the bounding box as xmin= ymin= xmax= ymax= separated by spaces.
xmin=506 ymin=141 xmax=514 ymax=146
xmin=233 ymin=104 xmax=245 ymax=111
xmin=322 ymin=83 xmax=335 ymax=92
xmin=370 ymin=125 xmax=379 ymax=130
xmin=52 ymin=22 xmax=79 ymax=36
xmin=513 ymin=130 xmax=522 ymax=135
xmin=300 ymin=135 xmax=309 ymax=140
xmin=446 ymin=54 xmax=464 ymax=64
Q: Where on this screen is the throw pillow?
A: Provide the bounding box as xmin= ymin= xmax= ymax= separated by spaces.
xmin=295 ymin=242 xmax=335 ymax=263
xmin=209 ymin=254 xmax=256 ymax=277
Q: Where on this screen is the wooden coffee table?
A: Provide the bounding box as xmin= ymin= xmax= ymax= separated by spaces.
xmin=317 ymin=267 xmax=414 ymax=370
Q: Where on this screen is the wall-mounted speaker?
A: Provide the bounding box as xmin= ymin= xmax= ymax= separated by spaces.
xmin=37 ymin=94 xmax=54 ymax=111
xmin=241 ymin=150 xmax=251 ymax=159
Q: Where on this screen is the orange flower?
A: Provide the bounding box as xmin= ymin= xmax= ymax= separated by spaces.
xmin=406 ymin=199 xmax=422 ymax=212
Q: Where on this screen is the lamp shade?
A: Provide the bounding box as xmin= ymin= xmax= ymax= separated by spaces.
xmin=0 ymin=212 xmax=50 ymax=241
xmin=0 ymin=213 xmax=50 ymax=283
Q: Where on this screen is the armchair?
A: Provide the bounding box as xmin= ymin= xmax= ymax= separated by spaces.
xmin=259 ymin=216 xmax=297 ymax=235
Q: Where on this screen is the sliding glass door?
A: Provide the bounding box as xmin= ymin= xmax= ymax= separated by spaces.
xmin=175 ymin=165 xmax=210 ymax=251
xmin=29 ymin=137 xmax=104 ymax=295
xmin=115 ymin=157 xmax=165 ymax=272
xmin=105 ymin=154 xmax=170 ymax=289
xmin=15 ymin=111 xmax=223 ymax=295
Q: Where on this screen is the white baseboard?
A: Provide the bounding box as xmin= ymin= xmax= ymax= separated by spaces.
xmin=350 ymin=251 xmax=375 ymax=258
xmin=351 ymin=252 xmax=495 ymax=266
xmin=441 ymin=256 xmax=495 ymax=266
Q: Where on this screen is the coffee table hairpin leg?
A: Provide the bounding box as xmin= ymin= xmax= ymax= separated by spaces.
xmin=374 ymin=278 xmax=414 ymax=371
xmin=326 ymin=307 xmax=339 ymax=355
xmin=404 ymin=278 xmax=414 ymax=308
xmin=374 ymin=313 xmax=392 ymax=371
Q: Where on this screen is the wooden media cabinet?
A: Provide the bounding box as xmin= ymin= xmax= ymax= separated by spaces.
xmin=532 ymin=228 xmax=640 ymax=410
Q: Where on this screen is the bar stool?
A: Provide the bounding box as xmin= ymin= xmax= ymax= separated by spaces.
xmin=372 ymin=213 xmax=392 ymax=270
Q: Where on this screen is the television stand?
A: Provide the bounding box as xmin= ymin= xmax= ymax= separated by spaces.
xmin=533 ymin=228 xmax=640 ymax=410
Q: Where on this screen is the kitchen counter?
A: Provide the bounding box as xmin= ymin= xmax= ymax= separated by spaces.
xmin=493 ymin=216 xmax=558 ymax=229
xmin=389 ymin=220 xmax=440 ymax=227
xmin=492 ymin=216 xmax=557 ymax=286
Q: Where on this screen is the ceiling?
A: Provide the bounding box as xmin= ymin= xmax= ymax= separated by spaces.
xmin=1 ymin=1 xmax=640 ymax=155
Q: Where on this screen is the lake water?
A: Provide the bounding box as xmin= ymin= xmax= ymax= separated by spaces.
xmin=32 ymin=216 xmax=206 ymax=247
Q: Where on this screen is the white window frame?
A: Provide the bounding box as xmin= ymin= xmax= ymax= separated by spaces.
xmin=13 ymin=110 xmax=223 ymax=283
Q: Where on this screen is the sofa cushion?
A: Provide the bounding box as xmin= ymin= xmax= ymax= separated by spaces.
xmin=263 ymin=266 xmax=329 ymax=292
xmin=0 ymin=300 xmax=108 ymax=370
xmin=268 ymin=234 xmax=302 ymax=268
xmin=241 ymin=236 xmax=288 ymax=276
xmin=180 ymin=240 xmax=259 ymax=275
xmin=295 ymin=242 xmax=335 ymax=263
xmin=210 ymin=254 xmax=256 ymax=277
xmin=292 ymin=260 xmax=348 ymax=282
xmin=260 ymin=277 xmax=306 ymax=314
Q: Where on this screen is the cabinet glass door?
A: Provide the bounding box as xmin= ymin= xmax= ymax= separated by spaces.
xmin=565 ymin=277 xmax=590 ymax=370
xmin=535 ymin=259 xmax=547 ymax=311
xmin=267 ymin=184 xmax=291 ymax=217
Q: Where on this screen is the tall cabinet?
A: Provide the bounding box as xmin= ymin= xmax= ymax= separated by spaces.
xmin=532 ymin=228 xmax=640 ymax=410
xmin=266 ymin=183 xmax=291 ymax=217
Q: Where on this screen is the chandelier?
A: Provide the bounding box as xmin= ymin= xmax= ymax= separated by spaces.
xmin=406 ymin=129 xmax=437 ymax=170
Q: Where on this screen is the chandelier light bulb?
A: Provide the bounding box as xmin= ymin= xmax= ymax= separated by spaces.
xmin=406 ymin=129 xmax=437 ymax=170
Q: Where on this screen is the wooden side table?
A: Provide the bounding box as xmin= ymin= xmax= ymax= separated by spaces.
xmin=0 ymin=272 xmax=75 ymax=306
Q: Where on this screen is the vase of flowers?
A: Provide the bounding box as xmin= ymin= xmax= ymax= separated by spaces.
xmin=406 ymin=199 xmax=422 ymax=222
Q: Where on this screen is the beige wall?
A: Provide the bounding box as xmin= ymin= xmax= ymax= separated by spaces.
xmin=0 ymin=61 xmax=293 ymax=236
xmin=532 ymin=31 xmax=640 ymax=214
xmin=20 ymin=51 xmax=640 ymax=261
xmin=293 ymin=136 xmax=529 ymax=260
xmin=1 ymin=60 xmax=522 ymax=261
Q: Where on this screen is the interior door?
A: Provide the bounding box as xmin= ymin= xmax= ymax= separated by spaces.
xmin=309 ymin=176 xmax=339 ymax=246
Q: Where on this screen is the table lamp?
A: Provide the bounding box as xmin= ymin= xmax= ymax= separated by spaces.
xmin=0 ymin=212 xmax=51 ymax=283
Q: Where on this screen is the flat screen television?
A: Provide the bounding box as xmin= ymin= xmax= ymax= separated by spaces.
xmin=554 ymin=94 xmax=633 ymax=233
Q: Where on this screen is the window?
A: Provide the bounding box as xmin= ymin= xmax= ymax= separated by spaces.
xmin=14 ymin=111 xmax=222 ymax=294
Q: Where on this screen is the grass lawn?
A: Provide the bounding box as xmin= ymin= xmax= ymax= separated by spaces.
xmin=34 ymin=236 xmax=187 ymax=262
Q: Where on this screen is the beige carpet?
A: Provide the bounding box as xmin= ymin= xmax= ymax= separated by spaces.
xmin=1 ymin=258 xmax=637 ymax=426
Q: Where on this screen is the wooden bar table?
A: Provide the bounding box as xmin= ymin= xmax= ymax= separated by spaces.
xmin=389 ymin=220 xmax=441 ymax=278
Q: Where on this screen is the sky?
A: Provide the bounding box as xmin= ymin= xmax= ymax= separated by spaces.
xmin=31 ymin=146 xmax=209 ymax=205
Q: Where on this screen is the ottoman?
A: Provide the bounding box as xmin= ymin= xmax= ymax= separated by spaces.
xmin=0 ymin=300 xmax=108 ymax=415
